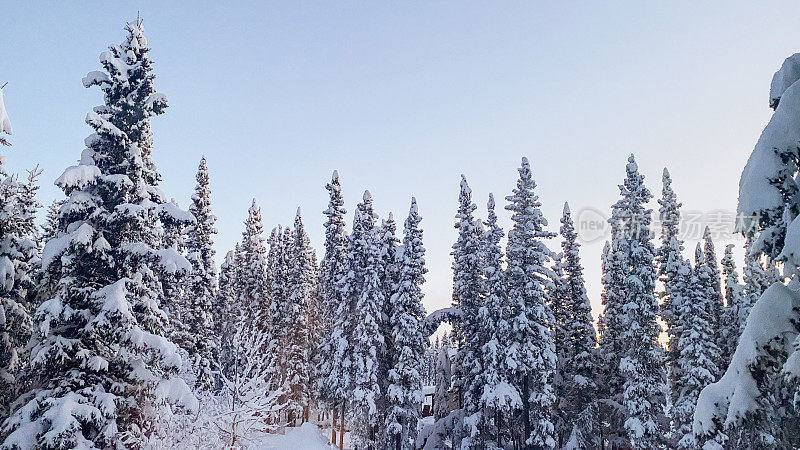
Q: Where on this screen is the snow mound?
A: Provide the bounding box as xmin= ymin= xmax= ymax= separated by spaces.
xmin=737 ymin=76 xmax=800 ymax=229
xmin=770 ymin=53 xmax=800 ymax=109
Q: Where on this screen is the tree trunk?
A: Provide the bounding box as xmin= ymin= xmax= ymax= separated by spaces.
xmin=331 ymin=407 xmax=338 ymax=445
xmin=339 ymin=402 xmax=346 ymax=450
xmin=522 ymin=375 xmax=531 ymax=446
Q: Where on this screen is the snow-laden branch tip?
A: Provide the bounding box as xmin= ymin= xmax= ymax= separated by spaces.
xmin=422 ymin=306 xmax=461 ymax=336
xmin=122 ymin=243 xmax=192 ymax=274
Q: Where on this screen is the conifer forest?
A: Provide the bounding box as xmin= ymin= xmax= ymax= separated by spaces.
xmin=3 ymin=6 xmax=800 ymax=450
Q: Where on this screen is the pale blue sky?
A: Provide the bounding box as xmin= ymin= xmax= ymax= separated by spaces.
xmin=2 ymin=2 xmax=798 ymax=319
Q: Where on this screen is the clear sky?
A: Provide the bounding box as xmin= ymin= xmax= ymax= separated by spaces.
xmin=3 ymin=2 xmax=799 ymax=323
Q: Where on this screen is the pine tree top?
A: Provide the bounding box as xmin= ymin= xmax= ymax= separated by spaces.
xmin=457 ymin=174 xmax=476 ymax=221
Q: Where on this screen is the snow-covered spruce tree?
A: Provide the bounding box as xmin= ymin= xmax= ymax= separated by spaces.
xmin=671 ymin=247 xmax=720 ymax=450
xmin=385 ymin=198 xmax=428 ymax=450
xmin=266 ymin=225 xmax=290 ymax=396
xmin=423 ymin=337 xmax=438 ymax=386
xmin=157 ymin=198 xmax=194 ymax=348
xmin=740 ymin=237 xmax=770 ymax=336
xmin=215 ymin=245 xmax=241 ymax=383
xmin=17 ymin=167 xmax=42 ymax=251
xmin=450 ymin=175 xmax=485 ymax=447
xmin=597 ymin=238 xmax=627 ymax=448
xmin=702 ymin=226 xmax=725 ymax=373
xmin=720 ymin=244 xmax=746 ymax=369
xmin=231 ymin=201 xmax=272 ymax=393
xmin=601 ymin=155 xmax=667 ymax=449
xmin=41 ymin=200 xmax=62 ymax=244
xmin=275 ymin=209 xmax=317 ymax=424
xmin=305 ymin=251 xmax=323 ymax=404
xmin=341 ymin=191 xmax=385 ymax=450
xmin=694 ymin=52 xmax=800 ymax=450
xmin=159 ymin=199 xmax=192 ymax=252
xmin=238 ymin=199 xmax=270 ymax=319
xmin=474 ymin=193 xmax=521 ymax=449
xmin=656 ymin=168 xmax=686 ymax=390
xmin=0 ymin=166 xmax=42 ymax=423
xmin=434 ymin=334 xmax=453 ymax=423
xmin=315 ymin=171 xmax=350 ymax=445
xmin=378 ymin=212 xmax=400 ymax=442
xmin=265 ymin=226 xmax=281 ymax=308
xmin=183 ymin=156 xmax=218 ymax=391
xmin=38 ymin=198 xmax=67 ymax=306
xmin=557 ymin=202 xmax=599 ymax=450
xmin=504 ymin=157 xmax=557 ymax=449
xmin=549 ymin=249 xmax=570 ymax=449
xmin=1 ymin=19 xmax=197 ymax=449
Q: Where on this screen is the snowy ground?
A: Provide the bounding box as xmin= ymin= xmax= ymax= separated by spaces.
xmin=251 ymin=417 xmax=435 ymax=449
xmin=254 ymin=423 xmax=343 ymax=450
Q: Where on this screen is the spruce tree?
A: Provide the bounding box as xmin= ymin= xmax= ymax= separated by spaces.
xmin=234 ymin=200 xmax=272 ymax=392
xmin=504 ymin=157 xmax=557 ymax=449
xmin=656 ymin=168 xmax=685 ymax=389
xmin=17 ymin=167 xmax=42 ymax=251
xmin=549 ymin=250 xmax=569 ymax=448
xmin=277 ymin=209 xmax=317 ymax=424
xmin=434 ymin=334 xmax=453 ymax=422
xmin=600 ymin=155 xmax=666 ymax=449
xmin=702 ymin=227 xmax=725 ymax=372
xmin=0 ymin=166 xmax=41 ymax=423
xmin=268 ymin=225 xmax=293 ymax=403
xmin=2 ymin=19 xmax=195 ymax=448
xmin=597 ymin=238 xmax=627 ymax=448
xmin=476 ymin=193 xmax=521 ymax=448
xmin=239 ymin=200 xmax=270 ymax=318
xmin=342 ymin=191 xmax=385 ymax=450
xmin=316 ymin=171 xmax=350 ymax=445
xmin=385 ymin=198 xmax=428 ymax=450
xmin=157 ymin=198 xmax=194 ymax=348
xmin=720 ymin=244 xmax=745 ymax=369
xmin=305 ymin=251 xmax=323 ymax=404
xmin=450 ymin=175 xmax=485 ymax=447
xmin=184 ymin=156 xmax=218 ymax=391
xmin=557 ymin=202 xmax=599 ymax=449
xmin=41 ymin=200 xmax=62 ymax=244
xmin=378 ymin=212 xmax=400 ymax=440
xmin=741 ymin=237 xmax=770 ymax=335
xmin=216 ymin=245 xmax=241 ymax=383
xmin=672 ymin=247 xmax=721 ymax=449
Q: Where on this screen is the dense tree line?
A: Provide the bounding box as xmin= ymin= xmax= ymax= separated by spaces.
xmin=1 ymin=15 xmax=799 ymax=450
